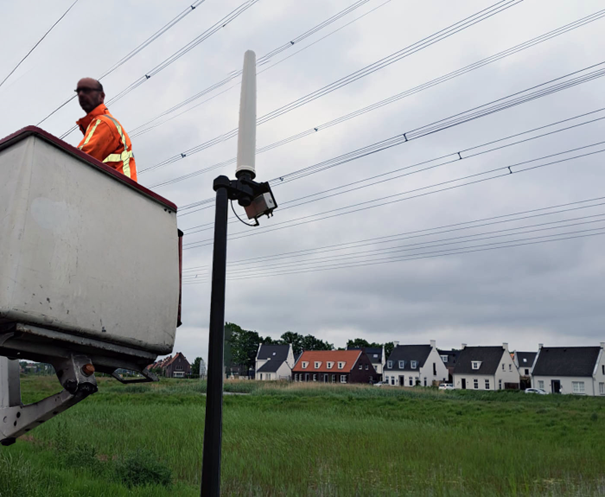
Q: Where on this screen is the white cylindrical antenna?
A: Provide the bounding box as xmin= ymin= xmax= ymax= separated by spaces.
xmin=236 ymin=50 xmax=256 ymax=179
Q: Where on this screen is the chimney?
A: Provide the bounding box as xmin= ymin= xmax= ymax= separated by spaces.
xmin=393 ymin=341 xmax=399 ymax=347
xmin=502 ymin=342 xmax=508 ymax=351
xmin=601 ymin=342 xmax=605 ymax=349
xmin=430 ymin=340 xmax=436 ymax=348
xmin=461 ymin=343 xmax=467 ymax=349
xmin=538 ymin=343 xmax=543 ymax=349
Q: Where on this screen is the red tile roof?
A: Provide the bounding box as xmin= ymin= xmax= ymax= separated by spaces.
xmin=292 ymin=350 xmax=361 ymax=373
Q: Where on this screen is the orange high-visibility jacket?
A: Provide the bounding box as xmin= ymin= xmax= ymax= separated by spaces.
xmin=76 ymin=104 xmax=137 ymax=182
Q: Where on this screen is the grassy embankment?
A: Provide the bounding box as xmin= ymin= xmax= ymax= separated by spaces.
xmin=0 ymin=376 xmax=603 ymax=496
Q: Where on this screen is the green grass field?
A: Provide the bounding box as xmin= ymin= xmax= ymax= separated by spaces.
xmin=0 ymin=377 xmax=603 ymax=496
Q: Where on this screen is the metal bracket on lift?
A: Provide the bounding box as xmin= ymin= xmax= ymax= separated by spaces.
xmin=0 ymin=354 xmax=98 ymax=446
xmin=111 ymin=367 xmax=158 ymax=384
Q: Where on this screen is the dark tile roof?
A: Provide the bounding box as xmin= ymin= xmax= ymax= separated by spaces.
xmin=257 ymin=344 xmax=289 ymax=362
xmin=257 ymin=358 xmax=286 ymax=373
xmin=385 ymin=345 xmax=431 ymax=371
xmin=516 ymin=352 xmax=537 ymax=368
xmin=453 ymin=346 xmax=505 ymax=375
xmin=532 ymin=347 xmax=601 ymax=377
xmin=438 ymin=349 xmax=460 ymax=365
xmin=348 ymin=347 xmax=382 ymax=363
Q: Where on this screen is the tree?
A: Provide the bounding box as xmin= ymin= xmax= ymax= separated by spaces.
xmin=346 ymin=338 xmax=382 ymax=350
xmin=384 ymin=342 xmax=395 ymax=358
xmin=301 ymin=334 xmax=333 ymax=353
xmin=279 ymin=331 xmax=305 ymax=356
xmin=225 ymin=322 xmax=264 ymax=373
xmin=191 ymin=357 xmax=202 ymax=377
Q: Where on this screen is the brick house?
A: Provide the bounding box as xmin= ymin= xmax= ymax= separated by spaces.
xmin=150 ymin=352 xmax=191 ymax=378
xmin=292 ymin=350 xmax=378 ymax=384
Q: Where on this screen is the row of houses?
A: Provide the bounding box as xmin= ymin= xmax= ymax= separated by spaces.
xmin=253 ymin=341 xmax=605 ymax=396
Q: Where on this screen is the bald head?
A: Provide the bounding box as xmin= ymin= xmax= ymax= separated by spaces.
xmin=76 ymin=78 xmax=105 ymax=114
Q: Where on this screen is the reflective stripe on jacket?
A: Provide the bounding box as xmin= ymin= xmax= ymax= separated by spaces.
xmin=76 ymin=104 xmax=137 ymax=181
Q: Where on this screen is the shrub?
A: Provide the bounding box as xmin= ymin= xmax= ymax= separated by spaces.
xmin=114 ymin=449 xmax=172 ymax=488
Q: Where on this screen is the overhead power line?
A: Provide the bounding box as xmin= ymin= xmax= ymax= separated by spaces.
xmin=183 ymin=214 xmax=605 ymax=279
xmin=129 ymin=0 xmax=375 ymax=136
xmin=183 ymin=142 xmax=605 ymax=249
xmin=131 ymin=0 xmax=393 ymax=140
xmin=144 ymin=7 xmax=605 ymax=184
xmin=58 ymin=0 xmax=260 ymax=139
xmin=36 ymin=0 xmax=208 ymax=126
xmin=146 ymin=0 xmax=523 ymax=171
xmin=0 ymin=0 xmax=80 ymax=90
xmin=177 ymin=107 xmax=605 ymax=228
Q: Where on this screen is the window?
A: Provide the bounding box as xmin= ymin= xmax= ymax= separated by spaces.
xmin=327 ymin=362 xmax=334 ymax=369
xmin=498 ymin=379 xmax=502 ymax=390
xmin=538 ymin=380 xmax=544 ymax=389
xmin=602 ymin=365 xmax=605 ymax=375
xmin=359 ymin=364 xmax=363 ymax=370
xmin=340 ymin=375 xmax=347 ymax=384
xmin=441 ymin=355 xmax=448 ymax=363
xmin=472 ymin=361 xmax=481 ymax=370
xmin=409 ymin=377 xmax=413 ymax=386
xmin=433 ymin=362 xmax=437 ymax=375
xmin=331 ymin=375 xmax=336 ymax=383
xmin=259 ymin=374 xmax=263 ymax=380
xmin=508 ymin=364 xmax=512 ymax=372
xmin=399 ymin=360 xmax=405 ymax=369
xmin=599 ymin=383 xmax=604 ymax=395
xmin=502 ymin=364 xmax=505 ymax=371
xmin=313 ymin=374 xmax=317 ymax=382
xmin=305 ymin=373 xmax=309 ymax=381
xmin=473 ymin=379 xmax=479 ymax=389
xmin=302 ymin=362 xmax=308 ymax=369
xmin=391 ymin=377 xmax=395 ymax=386
xmin=338 ymin=362 xmax=345 ymax=370
xmin=485 ymin=379 xmax=490 ymax=389
xmin=365 ymin=365 xmax=369 ymax=370
xmin=314 ymin=362 xmax=321 ymax=369
xmin=524 ymin=369 xmax=529 ymax=375
xmin=572 ymin=381 xmax=585 ymax=394
xmin=411 ymin=361 xmax=417 ymax=369
xmin=387 ymin=360 xmax=393 ymax=369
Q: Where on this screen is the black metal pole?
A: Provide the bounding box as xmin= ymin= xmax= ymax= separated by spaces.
xmin=201 ymin=181 xmax=229 ymax=497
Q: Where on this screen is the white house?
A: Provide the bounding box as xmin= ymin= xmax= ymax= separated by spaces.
xmin=255 ymin=343 xmax=295 ymax=381
xmin=453 ymin=343 xmax=520 ymax=390
xmin=531 ymin=343 xmax=605 ymax=396
xmin=383 ymin=340 xmax=449 ymax=387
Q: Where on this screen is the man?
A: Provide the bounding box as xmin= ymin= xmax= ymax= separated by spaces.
xmin=75 ymin=78 xmax=137 ymax=181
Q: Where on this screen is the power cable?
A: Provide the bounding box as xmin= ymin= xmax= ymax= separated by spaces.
xmin=182 ymin=196 xmax=605 ymax=272
xmin=0 ymin=0 xmax=80 ymax=90
xmin=176 ymin=107 xmax=605 ymax=219
xmin=183 ymin=143 xmax=605 ymax=248
xmin=58 ymin=0 xmax=260 ymax=139
xmin=185 ymin=227 xmax=605 ymax=281
xmin=151 ymin=59 xmax=605 ymax=190
xmin=129 ymin=0 xmax=375 ymax=136
xmin=145 ymin=0 xmax=523 ymax=171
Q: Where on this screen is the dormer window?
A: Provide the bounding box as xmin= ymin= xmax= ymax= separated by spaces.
xmin=314 ymin=361 xmax=321 ymax=369
xmin=387 ymin=360 xmax=393 ymax=369
xmin=337 ymin=362 xmax=345 ymax=369
xmin=302 ymin=362 xmax=308 ymax=369
xmin=326 ymin=362 xmax=334 ymax=369
xmin=440 ymin=355 xmax=448 ymax=363
xmin=411 ymin=361 xmax=417 ymax=369
xmin=398 ymin=360 xmax=405 ymax=369
xmin=472 ymin=361 xmax=482 ymax=370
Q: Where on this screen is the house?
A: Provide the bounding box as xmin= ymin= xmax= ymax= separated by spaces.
xmin=383 ymin=340 xmax=449 ymax=387
xmin=514 ymin=351 xmax=537 ymax=378
xmin=452 ymin=343 xmax=519 ymax=390
xmin=149 ymin=352 xmax=191 ymax=378
xmin=347 ymin=346 xmax=385 ymax=378
xmin=292 ymin=350 xmax=378 ymax=384
xmin=438 ymin=348 xmax=460 ymax=383
xmin=255 ymin=344 xmax=295 ymax=381
xmin=531 ymin=343 xmax=605 ymax=396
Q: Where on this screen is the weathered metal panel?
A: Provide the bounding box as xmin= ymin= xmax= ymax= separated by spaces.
xmin=0 ymin=131 xmax=179 ymax=356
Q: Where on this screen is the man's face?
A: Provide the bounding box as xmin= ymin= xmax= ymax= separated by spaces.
xmin=76 ymin=78 xmax=105 ymax=114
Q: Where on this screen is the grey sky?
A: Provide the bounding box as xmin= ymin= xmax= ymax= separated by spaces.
xmin=1 ymin=0 xmax=604 ymax=364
